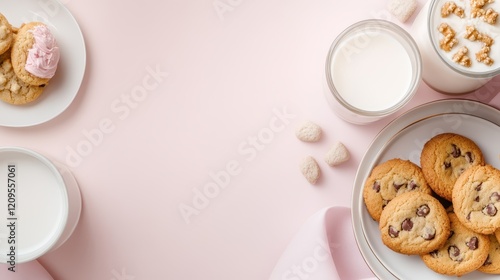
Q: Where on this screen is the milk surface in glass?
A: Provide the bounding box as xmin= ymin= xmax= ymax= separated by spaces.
xmin=331 ymin=31 xmax=412 ymax=111
xmin=0 ymin=150 xmax=67 ymax=263
xmin=412 ymin=0 xmax=500 ymax=94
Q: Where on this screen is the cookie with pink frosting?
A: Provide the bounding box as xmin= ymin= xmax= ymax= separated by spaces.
xmin=11 ymin=22 xmax=60 ymax=86
xmin=0 ymin=13 xmax=13 ymax=56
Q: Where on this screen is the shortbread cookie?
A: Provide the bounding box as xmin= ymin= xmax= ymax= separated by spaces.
xmin=479 ymin=234 xmax=500 ymax=274
xmin=324 ymin=141 xmax=349 ymax=167
xmin=452 ymin=165 xmax=500 ymax=235
xmin=421 ymin=212 xmax=490 ymax=276
xmin=295 ymin=121 xmax=322 ymax=142
xmin=379 ymin=192 xmax=450 ymax=255
xmin=11 ymin=22 xmax=59 ymax=86
xmin=0 ymin=13 xmax=13 ymax=56
xmin=300 ymin=156 xmax=320 ymax=185
xmin=420 ymin=133 xmax=485 ymax=201
xmin=363 ymin=158 xmax=432 ymax=221
xmin=0 ymin=56 xmax=45 ymax=105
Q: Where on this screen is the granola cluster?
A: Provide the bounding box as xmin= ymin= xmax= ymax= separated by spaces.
xmin=439 ymin=0 xmax=497 ymax=67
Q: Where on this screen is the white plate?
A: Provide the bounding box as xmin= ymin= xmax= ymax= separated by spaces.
xmin=0 ymin=0 xmax=85 ymax=127
xmin=352 ymin=99 xmax=500 ymax=279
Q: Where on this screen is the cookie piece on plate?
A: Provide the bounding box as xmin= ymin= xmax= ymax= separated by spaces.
xmin=452 ymin=165 xmax=500 ymax=235
xmin=421 ymin=212 xmax=490 ymax=276
xmin=0 ymin=13 xmax=13 ymax=56
xmin=479 ymin=234 xmax=500 ymax=274
xmin=420 ymin=133 xmax=485 ymax=201
xmin=363 ymin=158 xmax=432 ymax=221
xmin=11 ymin=22 xmax=60 ymax=86
xmin=379 ymin=191 xmax=450 ymax=255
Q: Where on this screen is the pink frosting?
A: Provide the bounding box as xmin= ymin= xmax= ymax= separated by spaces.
xmin=25 ymin=25 xmax=60 ymax=79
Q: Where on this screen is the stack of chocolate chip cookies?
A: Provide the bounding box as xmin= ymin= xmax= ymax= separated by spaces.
xmin=363 ymin=132 xmax=500 ymax=276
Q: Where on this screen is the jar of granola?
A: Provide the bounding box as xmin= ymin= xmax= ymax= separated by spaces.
xmin=412 ymin=0 xmax=500 ymax=94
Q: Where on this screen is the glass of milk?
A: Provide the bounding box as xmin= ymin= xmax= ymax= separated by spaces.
xmin=325 ymin=19 xmax=422 ymax=124
xmin=0 ymin=147 xmax=82 ymax=264
xmin=412 ymin=0 xmax=500 ymax=94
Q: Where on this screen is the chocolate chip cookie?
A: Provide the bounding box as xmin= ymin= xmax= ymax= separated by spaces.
xmin=452 ymin=165 xmax=500 ymax=235
xmin=421 ymin=212 xmax=490 ymax=276
xmin=363 ymin=158 xmax=432 ymax=221
xmin=379 ymin=191 xmax=450 ymax=255
xmin=479 ymin=234 xmax=500 ymax=274
xmin=420 ymin=133 xmax=485 ymax=201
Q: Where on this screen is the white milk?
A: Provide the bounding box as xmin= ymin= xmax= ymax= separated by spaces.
xmin=0 ymin=149 xmax=68 ymax=264
xmin=412 ymin=0 xmax=500 ymax=94
xmin=325 ymin=20 xmax=421 ymax=124
xmin=331 ymin=32 xmax=412 ymax=111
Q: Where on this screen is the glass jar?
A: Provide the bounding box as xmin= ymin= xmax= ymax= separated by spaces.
xmin=411 ymin=0 xmax=500 ymax=94
xmin=324 ymin=19 xmax=421 ymax=124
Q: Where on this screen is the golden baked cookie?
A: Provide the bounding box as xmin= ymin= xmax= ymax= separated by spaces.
xmin=420 ymin=133 xmax=485 ymax=201
xmin=379 ymin=192 xmax=450 ymax=255
xmin=452 ymin=164 xmax=500 ymax=235
xmin=0 ymin=13 xmax=13 ymax=56
xmin=363 ymin=158 xmax=432 ymax=221
xmin=421 ymin=212 xmax=490 ymax=276
xmin=0 ymin=54 xmax=45 ymax=105
xmin=479 ymin=234 xmax=500 ymax=274
xmin=11 ymin=22 xmax=59 ymax=86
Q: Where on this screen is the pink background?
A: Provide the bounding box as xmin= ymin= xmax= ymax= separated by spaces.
xmin=2 ymin=0 xmax=500 ymax=279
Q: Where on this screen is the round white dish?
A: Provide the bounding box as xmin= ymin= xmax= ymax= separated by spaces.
xmin=352 ymin=99 xmax=500 ymax=279
xmin=0 ymin=0 xmax=86 ymax=127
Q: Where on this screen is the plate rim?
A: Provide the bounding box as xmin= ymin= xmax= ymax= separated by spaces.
xmin=351 ymin=98 xmax=500 ymax=279
xmin=0 ymin=0 xmax=86 ymax=127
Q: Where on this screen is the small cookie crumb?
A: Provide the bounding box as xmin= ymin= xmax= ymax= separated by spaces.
xmin=300 ymin=156 xmax=320 ymax=184
xmin=295 ymin=121 xmax=322 ymax=142
xmin=453 ymin=46 xmax=472 ymax=67
xmin=387 ymin=0 xmax=418 ymax=22
xmin=438 ymin=23 xmax=458 ymax=52
xmin=324 ymin=142 xmax=350 ymax=167
xmin=471 ymin=0 xmax=494 ymax=8
xmin=441 ymin=1 xmax=465 ymax=18
xmin=476 ymin=45 xmax=495 ymax=65
xmin=472 ymin=7 xmax=499 ymax=24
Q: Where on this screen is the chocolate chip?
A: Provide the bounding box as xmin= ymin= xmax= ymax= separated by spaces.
xmin=466 ymin=237 xmax=479 ymax=250
xmin=402 ymin=218 xmax=413 ymax=231
xmin=491 ymin=192 xmax=500 ymax=202
xmin=372 ymin=181 xmax=380 ymax=193
xmin=475 ymin=183 xmax=483 ymax=191
xmin=407 ymin=180 xmax=417 ymax=190
xmin=467 ymin=212 xmax=471 ymax=220
xmin=422 ymin=227 xmax=436 ymax=240
xmin=444 ymin=162 xmax=451 ymax=169
xmin=430 ymin=250 xmax=439 ymax=258
xmin=389 ymin=226 xmax=399 ymax=238
xmin=451 ymin=144 xmax=461 ymax=158
xmin=484 ymin=255 xmax=492 ymax=266
xmin=465 ymin=152 xmax=473 ymax=163
xmin=449 ymin=230 xmax=455 ymax=239
xmin=416 ymin=204 xmax=430 ymax=217
xmin=482 ymin=203 xmax=497 ymax=216
xmin=475 ymin=196 xmax=480 ymax=202
xmin=393 ymin=182 xmax=404 ymax=191
xmin=448 ymin=245 xmax=462 ymax=262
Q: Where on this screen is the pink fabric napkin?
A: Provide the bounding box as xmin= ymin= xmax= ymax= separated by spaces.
xmin=0 ymin=260 xmax=54 ymax=280
xmin=269 ymin=206 xmax=375 ymax=280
